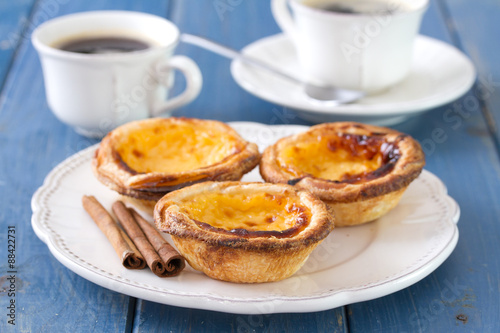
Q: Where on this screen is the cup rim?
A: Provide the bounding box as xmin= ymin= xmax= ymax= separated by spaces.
xmin=289 ymin=0 xmax=429 ymax=18
xmin=31 ymin=10 xmax=179 ymax=61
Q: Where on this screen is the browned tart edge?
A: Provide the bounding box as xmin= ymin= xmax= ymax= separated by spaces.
xmin=153 ymin=181 xmax=335 ymax=283
xmin=92 ymin=117 xmax=261 ymax=202
xmin=259 ymin=122 xmax=425 ymax=226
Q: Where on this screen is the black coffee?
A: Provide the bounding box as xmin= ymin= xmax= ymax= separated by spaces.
xmin=58 ymin=36 xmax=150 ymax=54
xmin=304 ymin=1 xmax=403 ymax=15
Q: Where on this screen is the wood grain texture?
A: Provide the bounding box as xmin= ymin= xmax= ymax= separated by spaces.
xmin=134 ymin=299 xmax=347 ymax=333
xmin=169 ymin=0 xmax=311 ymax=125
xmin=0 ymin=0 xmax=35 ymax=90
xmin=349 ymin=107 xmax=500 ymax=333
xmin=1 ymin=0 xmax=499 ymax=331
xmin=132 ymin=1 xmax=345 ymax=331
xmin=438 ymin=0 xmax=500 ymax=160
xmin=0 ymin=0 xmax=169 ymax=332
xmin=346 ymin=1 xmax=500 ymax=332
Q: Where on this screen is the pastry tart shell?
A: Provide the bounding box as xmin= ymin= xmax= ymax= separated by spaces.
xmin=154 ymin=181 xmax=334 ymax=283
xmin=259 ymin=122 xmax=425 ymax=227
xmin=92 ymin=118 xmax=260 ymax=205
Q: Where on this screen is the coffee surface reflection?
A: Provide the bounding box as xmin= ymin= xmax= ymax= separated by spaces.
xmin=302 ymin=0 xmax=407 ymax=15
xmin=57 ymin=36 xmax=150 ymax=54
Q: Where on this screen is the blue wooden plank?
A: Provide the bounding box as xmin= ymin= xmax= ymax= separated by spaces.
xmin=346 ymin=0 xmax=500 ymax=331
xmin=133 ymin=1 xmax=345 ymax=332
xmin=418 ymin=0 xmax=453 ymax=41
xmin=170 ymin=0 xmax=310 ymax=126
xmin=438 ymin=0 xmax=500 ymax=164
xmin=134 ymin=303 xmax=347 ymax=333
xmin=134 ymin=0 xmax=346 ymax=332
xmin=0 ymin=0 xmax=171 ymax=331
xmin=349 ymin=102 xmax=500 ymax=332
xmin=1 ymin=0 xmax=498 ymax=331
xmin=0 ymin=0 xmax=35 ymax=89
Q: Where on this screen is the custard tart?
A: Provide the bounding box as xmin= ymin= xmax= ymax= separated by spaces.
xmin=259 ymin=122 xmax=425 ymax=227
xmin=92 ymin=118 xmax=260 ymax=207
xmin=154 ymin=181 xmax=334 ymax=283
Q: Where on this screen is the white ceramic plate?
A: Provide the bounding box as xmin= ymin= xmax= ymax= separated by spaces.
xmin=231 ymin=34 xmax=476 ymax=126
xmin=31 ymin=122 xmax=459 ymax=314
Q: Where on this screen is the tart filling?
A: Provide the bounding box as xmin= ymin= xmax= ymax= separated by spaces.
xmin=154 ymin=181 xmax=334 ymax=283
xmin=114 ymin=120 xmax=242 ymax=174
xmin=260 ymin=122 xmax=425 ymax=226
xmin=175 ymin=191 xmax=310 ymax=238
xmin=92 ymin=118 xmax=260 ymax=202
xmin=277 ymin=132 xmax=401 ymax=184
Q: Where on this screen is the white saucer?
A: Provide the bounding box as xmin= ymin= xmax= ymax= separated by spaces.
xmin=231 ymin=34 xmax=476 ymax=125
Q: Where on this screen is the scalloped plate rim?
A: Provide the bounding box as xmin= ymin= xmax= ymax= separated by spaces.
xmin=31 ymin=122 xmax=460 ymax=314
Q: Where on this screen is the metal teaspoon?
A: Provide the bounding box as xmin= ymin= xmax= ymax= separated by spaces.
xmin=180 ymin=33 xmax=365 ymax=105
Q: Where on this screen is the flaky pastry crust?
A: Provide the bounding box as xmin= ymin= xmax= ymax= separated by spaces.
xmin=154 ymin=181 xmax=334 ymax=283
xmin=92 ymin=117 xmax=260 ymax=204
xmin=259 ymin=122 xmax=425 ymax=226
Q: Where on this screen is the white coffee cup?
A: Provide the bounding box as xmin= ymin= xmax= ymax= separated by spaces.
xmin=271 ymin=0 xmax=428 ymax=93
xmin=32 ymin=11 xmax=202 ymax=137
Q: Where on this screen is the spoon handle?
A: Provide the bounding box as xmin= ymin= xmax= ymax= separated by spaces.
xmin=180 ymin=33 xmax=302 ymax=85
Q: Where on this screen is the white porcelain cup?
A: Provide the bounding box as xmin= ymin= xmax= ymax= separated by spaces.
xmin=32 ymin=11 xmax=202 ymax=137
xmin=271 ymin=0 xmax=428 ymax=93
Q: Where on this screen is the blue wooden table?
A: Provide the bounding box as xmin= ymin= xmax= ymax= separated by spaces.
xmin=1 ymin=0 xmax=499 ymax=331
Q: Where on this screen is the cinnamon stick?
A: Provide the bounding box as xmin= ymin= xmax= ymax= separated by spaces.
xmin=82 ymin=195 xmax=146 ymax=269
xmin=112 ymin=201 xmax=185 ymax=277
xmin=130 ymin=207 xmax=185 ymax=276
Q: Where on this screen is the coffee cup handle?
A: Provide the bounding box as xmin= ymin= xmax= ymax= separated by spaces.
xmin=151 ymin=55 xmax=202 ymax=116
xmin=271 ymin=0 xmax=298 ymax=38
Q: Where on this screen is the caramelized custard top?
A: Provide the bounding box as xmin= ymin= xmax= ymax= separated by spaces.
xmin=277 ymin=133 xmax=401 ymax=183
xmin=114 ymin=121 xmax=242 ymax=174
xmin=177 ymin=191 xmax=311 ymax=238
